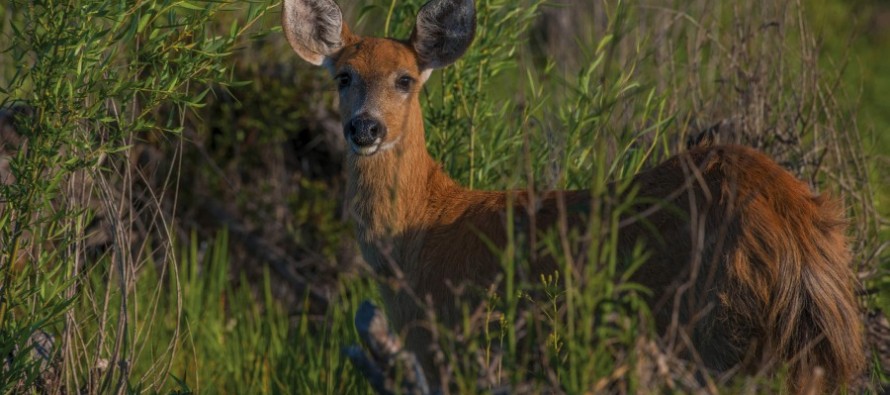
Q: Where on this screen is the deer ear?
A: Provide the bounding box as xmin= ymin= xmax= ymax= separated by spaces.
xmin=410 ymin=0 xmax=476 ymax=70
xmin=282 ymin=0 xmax=353 ymax=66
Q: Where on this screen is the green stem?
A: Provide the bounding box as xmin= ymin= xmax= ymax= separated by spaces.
xmin=383 ymin=0 xmax=397 ymax=36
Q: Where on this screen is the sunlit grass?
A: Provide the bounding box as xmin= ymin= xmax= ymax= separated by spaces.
xmin=0 ymin=0 xmax=886 ymax=393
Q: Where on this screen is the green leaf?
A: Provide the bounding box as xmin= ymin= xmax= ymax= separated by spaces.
xmin=176 ymin=1 xmax=207 ymax=11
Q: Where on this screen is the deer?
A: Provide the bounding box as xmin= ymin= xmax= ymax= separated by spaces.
xmin=281 ymin=0 xmax=865 ymax=391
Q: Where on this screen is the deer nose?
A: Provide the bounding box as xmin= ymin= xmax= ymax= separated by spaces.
xmin=347 ymin=116 xmax=387 ymax=147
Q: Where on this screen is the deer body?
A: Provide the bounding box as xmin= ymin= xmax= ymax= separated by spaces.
xmin=283 ymin=0 xmax=864 ymax=391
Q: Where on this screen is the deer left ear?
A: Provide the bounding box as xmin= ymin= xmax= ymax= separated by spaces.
xmin=283 ymin=0 xmax=354 ymax=67
xmin=410 ymin=0 xmax=476 ymax=71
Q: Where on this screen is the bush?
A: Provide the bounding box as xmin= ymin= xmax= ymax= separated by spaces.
xmin=1 ymin=0 xmax=886 ymax=393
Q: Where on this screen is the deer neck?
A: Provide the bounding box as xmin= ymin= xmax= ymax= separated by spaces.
xmin=345 ymin=105 xmax=458 ymax=269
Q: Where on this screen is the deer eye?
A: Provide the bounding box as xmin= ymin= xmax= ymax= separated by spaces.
xmin=395 ymin=75 xmax=415 ymax=92
xmin=335 ymin=73 xmax=351 ymax=89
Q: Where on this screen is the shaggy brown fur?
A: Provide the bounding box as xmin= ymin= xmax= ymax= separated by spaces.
xmin=282 ymin=0 xmax=865 ymax=391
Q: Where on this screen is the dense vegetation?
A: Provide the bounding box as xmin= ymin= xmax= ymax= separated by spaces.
xmin=0 ymin=0 xmax=887 ymax=393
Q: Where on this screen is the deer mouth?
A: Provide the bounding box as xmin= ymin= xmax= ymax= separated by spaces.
xmin=348 ymin=135 xmax=402 ymax=156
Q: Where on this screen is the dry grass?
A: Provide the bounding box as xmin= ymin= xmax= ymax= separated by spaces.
xmin=0 ymin=0 xmax=886 ymax=393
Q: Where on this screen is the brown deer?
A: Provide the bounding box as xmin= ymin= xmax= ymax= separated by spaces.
xmin=282 ymin=0 xmax=865 ymax=391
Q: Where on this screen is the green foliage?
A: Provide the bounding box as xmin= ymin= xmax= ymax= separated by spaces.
xmin=0 ymin=0 xmax=885 ymax=394
xmin=0 ymin=0 xmax=269 ymax=392
xmin=60 ymin=229 xmax=378 ymax=393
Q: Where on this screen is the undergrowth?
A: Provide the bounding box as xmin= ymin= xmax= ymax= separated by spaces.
xmin=0 ymin=0 xmax=886 ymax=393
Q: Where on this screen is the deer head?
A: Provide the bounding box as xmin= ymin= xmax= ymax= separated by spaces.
xmin=282 ymin=0 xmax=476 ymax=157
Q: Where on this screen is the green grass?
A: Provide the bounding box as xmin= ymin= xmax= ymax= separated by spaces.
xmin=804 ymin=0 xmax=890 ymax=241
xmin=120 ymin=231 xmax=379 ymax=393
xmin=0 ymin=0 xmax=886 ymax=393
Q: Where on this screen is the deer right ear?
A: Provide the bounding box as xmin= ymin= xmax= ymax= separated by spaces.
xmin=282 ymin=0 xmax=352 ymax=66
xmin=411 ymin=0 xmax=476 ymax=70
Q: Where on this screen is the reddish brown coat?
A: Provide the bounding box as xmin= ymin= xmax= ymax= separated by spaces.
xmin=282 ymin=0 xmax=865 ymax=390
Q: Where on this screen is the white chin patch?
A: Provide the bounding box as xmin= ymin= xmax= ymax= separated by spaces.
xmin=349 ymin=135 xmax=402 ymax=156
xmin=350 ymin=138 xmax=383 ymax=156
